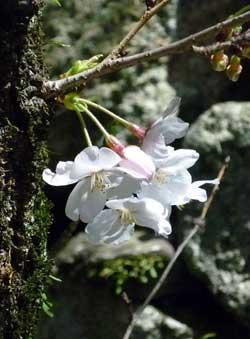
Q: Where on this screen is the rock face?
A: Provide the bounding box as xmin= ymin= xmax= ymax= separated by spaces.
xmin=132 ymin=306 xmax=194 ymax=339
xmin=38 ymin=232 xmax=177 ymax=339
xmin=56 ymin=231 xmax=174 ymax=265
xmin=169 ymin=0 xmax=250 ymax=122
xmin=180 ymin=102 xmax=250 ymax=325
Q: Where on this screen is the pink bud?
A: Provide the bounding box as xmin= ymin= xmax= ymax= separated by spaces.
xmin=106 ymin=135 xmax=125 ymax=156
xmin=129 ymin=124 xmax=146 ymax=139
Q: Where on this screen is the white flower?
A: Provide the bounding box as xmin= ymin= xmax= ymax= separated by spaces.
xmin=118 ymin=145 xmax=156 ymax=179
xmin=140 ymin=168 xmax=219 ymax=207
xmin=142 ymin=97 xmax=189 ymax=166
xmin=85 ymin=197 xmax=172 ymax=245
xmin=43 ymin=146 xmax=122 ymax=223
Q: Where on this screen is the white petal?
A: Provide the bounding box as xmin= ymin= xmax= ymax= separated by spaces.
xmin=192 ymin=178 xmax=220 ymax=188
xmin=145 ymin=169 xmax=192 ymax=206
xmin=188 ymin=187 xmax=207 ymax=202
xmin=126 ymin=198 xmax=164 ymax=227
xmin=162 ymin=169 xmax=192 ymax=203
xmin=65 ymin=179 xmax=89 ymax=221
xmin=43 ymin=161 xmax=78 ymax=186
xmin=103 ymin=222 xmax=135 ymax=245
xmin=186 ymin=178 xmax=219 ymax=203
xmin=158 ymin=149 xmax=199 ymax=171
xmin=151 ymin=97 xmax=182 ymax=129
xmin=98 ymin=147 xmax=121 ymax=170
xmin=161 ymin=115 xmax=189 ymax=144
xmin=149 ymin=98 xmax=189 ymax=144
xmin=107 ymin=174 xmax=140 ymax=199
xmin=79 ymin=190 xmax=107 ymax=223
xmin=157 ymin=218 xmax=172 ymax=237
xmin=106 ymin=198 xmax=128 ymax=210
xmin=85 ymin=209 xmax=120 ymax=244
xmin=163 ymin=97 xmax=182 ymax=117
xmin=70 ymin=146 xmax=121 ymax=180
xmin=142 ymin=131 xmax=174 ymax=167
xmin=70 ymin=146 xmax=100 ymax=180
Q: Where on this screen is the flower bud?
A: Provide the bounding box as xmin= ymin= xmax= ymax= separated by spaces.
xmin=215 ymin=27 xmax=233 ymax=42
xmin=232 ymin=25 xmax=242 ymax=36
xmin=106 ymin=135 xmax=125 ymax=156
xmin=145 ymin=0 xmax=157 ymax=9
xmin=226 ymin=55 xmax=242 ymax=82
xmin=128 ymin=123 xmax=146 ymax=139
xmin=210 ymin=50 xmax=229 ymax=72
xmin=242 ymin=47 xmax=250 ymax=59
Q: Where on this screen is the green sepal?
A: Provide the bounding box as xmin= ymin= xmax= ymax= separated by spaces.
xmin=63 ymin=54 xmax=104 ymax=78
xmin=63 ymin=93 xmax=87 ymax=112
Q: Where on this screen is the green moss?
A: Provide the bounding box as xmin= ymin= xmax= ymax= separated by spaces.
xmin=0 ymin=2 xmax=53 ymax=338
xmin=88 ymin=254 xmax=166 ymax=294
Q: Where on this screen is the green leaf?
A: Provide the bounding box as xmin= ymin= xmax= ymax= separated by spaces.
xmin=201 ymin=333 xmax=217 ymax=339
xmin=46 ymin=39 xmax=71 ymax=48
xmin=42 ymin=302 xmax=54 ymax=318
xmin=51 ymin=0 xmax=62 ymax=7
xmin=140 ymin=276 xmax=148 ymax=284
xmin=149 ymin=267 xmax=158 ymax=279
xmin=49 ymin=274 xmax=62 ymax=282
xmin=41 ymin=293 xmax=54 ymax=318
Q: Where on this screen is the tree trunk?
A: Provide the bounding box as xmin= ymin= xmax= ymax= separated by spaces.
xmin=0 ymin=1 xmax=52 ymax=338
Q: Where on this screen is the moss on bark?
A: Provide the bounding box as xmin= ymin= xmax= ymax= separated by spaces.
xmin=0 ymin=1 xmax=52 ymax=338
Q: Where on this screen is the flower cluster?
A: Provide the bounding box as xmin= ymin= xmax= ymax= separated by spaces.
xmin=43 ymin=97 xmax=218 ymax=245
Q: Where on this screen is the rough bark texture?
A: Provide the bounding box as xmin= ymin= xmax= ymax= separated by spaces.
xmin=0 ymin=1 xmax=52 ymax=338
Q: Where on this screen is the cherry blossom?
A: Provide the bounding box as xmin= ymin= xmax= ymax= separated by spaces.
xmin=85 ymin=197 xmax=172 ymax=245
xmin=42 ymin=95 xmax=220 ymax=246
xmin=43 ymin=146 xmax=122 ymax=223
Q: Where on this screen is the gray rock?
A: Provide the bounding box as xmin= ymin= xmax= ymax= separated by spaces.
xmin=179 ymin=102 xmax=250 ymax=324
xmin=38 ymin=232 xmax=175 ymax=339
xmin=56 ymin=231 xmax=174 ymax=266
xmin=132 ymin=306 xmax=194 ymax=339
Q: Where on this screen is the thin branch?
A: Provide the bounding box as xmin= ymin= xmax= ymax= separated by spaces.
xmin=122 ymin=156 xmax=230 ymax=339
xmin=193 ymin=29 xmax=250 ymax=55
xmin=43 ymin=11 xmax=250 ymax=98
xmin=108 ymin=0 xmax=171 ymax=59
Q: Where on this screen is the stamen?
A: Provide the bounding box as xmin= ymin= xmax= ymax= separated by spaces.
xmin=153 ymin=169 xmax=168 ymax=185
xmin=120 ymin=208 xmax=135 ymax=225
xmin=90 ymin=171 xmax=111 ymax=192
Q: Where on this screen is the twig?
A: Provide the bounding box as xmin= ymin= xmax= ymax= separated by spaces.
xmin=193 ymin=29 xmax=250 ymax=55
xmin=43 ymin=11 xmax=250 ymax=97
xmin=122 ymin=156 xmax=230 ymax=339
xmin=107 ymin=0 xmax=171 ymax=59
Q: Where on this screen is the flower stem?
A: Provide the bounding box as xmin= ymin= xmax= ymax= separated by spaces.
xmin=82 ymin=99 xmax=131 ymax=128
xmin=74 ymin=109 xmax=92 ymax=147
xmin=80 ymin=105 xmax=110 ymax=139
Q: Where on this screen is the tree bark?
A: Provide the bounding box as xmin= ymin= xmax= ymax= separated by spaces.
xmin=0 ymin=1 xmax=52 ymax=338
